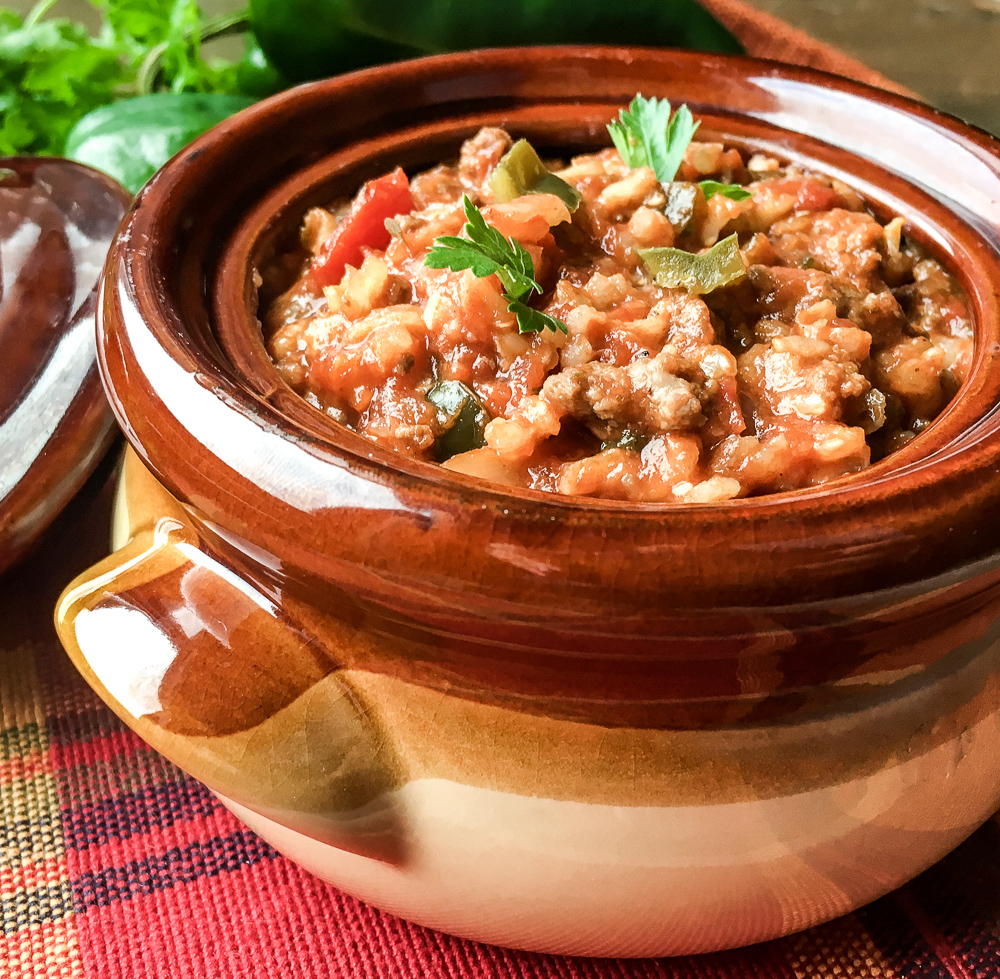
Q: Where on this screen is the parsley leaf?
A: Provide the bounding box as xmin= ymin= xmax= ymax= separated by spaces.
xmin=607 ymin=94 xmax=700 ymax=184
xmin=0 ymin=12 xmax=128 ymax=155
xmin=423 ymin=234 xmax=503 ymax=279
xmin=425 ymin=195 xmax=567 ymax=335
xmin=455 ymin=195 xmax=538 ymax=299
xmin=699 ymin=180 xmax=752 ymax=202
xmin=607 ymin=96 xmax=647 ymax=168
xmin=662 ymin=104 xmax=699 ymax=184
xmin=507 ymin=300 xmax=567 ymax=335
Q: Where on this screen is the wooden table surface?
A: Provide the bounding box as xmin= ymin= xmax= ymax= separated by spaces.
xmin=8 ymin=0 xmax=1000 ymax=136
xmin=746 ymin=0 xmax=1000 ymax=137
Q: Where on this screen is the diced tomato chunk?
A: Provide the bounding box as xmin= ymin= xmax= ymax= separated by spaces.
xmin=793 ymin=179 xmax=841 ymax=212
xmin=310 ymin=167 xmax=414 ymax=288
xmin=714 ymin=376 xmax=746 ymax=437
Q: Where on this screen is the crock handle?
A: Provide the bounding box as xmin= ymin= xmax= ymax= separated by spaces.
xmin=56 ymin=449 xmax=407 ymax=864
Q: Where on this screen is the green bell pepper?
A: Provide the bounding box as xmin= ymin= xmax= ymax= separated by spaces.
xmin=249 ymin=0 xmax=420 ymax=84
xmin=489 ymin=139 xmax=581 ymax=212
xmin=602 ymin=429 xmax=650 ymax=453
xmin=236 ymin=35 xmax=289 ymax=98
xmin=640 ymin=233 xmax=748 ymax=295
xmin=250 ymin=0 xmax=743 ymax=83
xmin=426 ymin=380 xmax=490 ymax=461
xmin=65 ymin=92 xmax=255 ymax=194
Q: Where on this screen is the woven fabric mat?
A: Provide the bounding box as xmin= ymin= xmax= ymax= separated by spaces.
xmin=3 ymin=3 xmax=997 ymax=975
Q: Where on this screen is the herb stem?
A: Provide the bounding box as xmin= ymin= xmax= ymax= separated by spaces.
xmin=196 ymin=8 xmax=253 ymax=44
xmin=136 ymin=7 xmax=251 ymax=96
xmin=424 ymin=195 xmax=568 ymax=335
xmin=135 ymin=41 xmax=168 ymax=96
xmin=23 ymin=0 xmax=61 ymax=28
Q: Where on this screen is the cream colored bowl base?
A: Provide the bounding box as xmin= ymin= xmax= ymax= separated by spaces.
xmin=219 ymin=702 xmax=1000 ymax=958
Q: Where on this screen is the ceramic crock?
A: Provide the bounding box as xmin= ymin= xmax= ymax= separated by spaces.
xmin=56 ymin=48 xmax=1000 ymax=957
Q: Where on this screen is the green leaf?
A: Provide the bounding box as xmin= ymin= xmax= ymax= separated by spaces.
xmin=502 ymin=238 xmax=539 ymax=301
xmin=439 ymin=194 xmax=538 ymax=299
xmin=639 ymin=233 xmax=748 ymax=295
xmin=632 ymin=95 xmax=674 ymax=179
xmin=699 ymin=180 xmax=752 ymax=201
xmin=424 ymin=236 xmax=502 ymax=278
xmin=423 ymin=194 xmax=567 ymax=335
xmin=95 ymin=0 xmax=174 ymax=45
xmin=23 ymin=43 xmax=122 ymax=102
xmin=662 ymin=103 xmax=699 ymax=185
xmin=606 ymin=94 xmax=700 ymax=183
xmin=65 ymin=91 xmax=255 ymax=192
xmin=508 ymin=300 xmax=568 ymax=335
xmin=607 ymin=95 xmax=649 ymax=169
xmin=0 ymin=12 xmax=133 ymax=155
xmin=0 ymin=107 xmax=35 ymax=154
xmin=0 ymin=0 xmax=263 ymax=159
xmin=460 ymin=195 xmax=515 ymax=266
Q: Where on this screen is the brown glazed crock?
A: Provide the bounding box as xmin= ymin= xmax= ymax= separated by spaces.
xmin=57 ymin=48 xmax=1000 ymax=956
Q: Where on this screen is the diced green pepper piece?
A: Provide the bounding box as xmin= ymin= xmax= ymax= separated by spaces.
xmin=639 ymin=233 xmax=748 ymax=295
xmin=601 ymin=429 xmax=650 ymax=453
xmin=427 ymin=380 xmax=490 ymax=461
xmin=489 ymin=139 xmax=582 ymax=212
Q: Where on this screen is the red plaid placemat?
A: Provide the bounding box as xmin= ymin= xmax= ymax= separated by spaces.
xmin=6 ymin=525 xmax=1000 ymax=979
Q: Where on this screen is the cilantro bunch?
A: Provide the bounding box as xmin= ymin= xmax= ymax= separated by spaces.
xmin=0 ymin=0 xmax=251 ymax=157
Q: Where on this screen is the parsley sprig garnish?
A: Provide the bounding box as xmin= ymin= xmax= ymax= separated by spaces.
xmin=424 ymin=194 xmax=568 ymax=335
xmin=607 ymin=94 xmax=700 ymax=185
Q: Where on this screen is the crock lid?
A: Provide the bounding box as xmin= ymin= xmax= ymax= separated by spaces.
xmin=0 ymin=158 xmax=130 ymax=571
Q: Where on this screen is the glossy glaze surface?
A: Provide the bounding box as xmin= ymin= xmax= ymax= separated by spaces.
xmin=91 ymin=48 xmax=1000 ymax=714
xmin=0 ymin=158 xmax=128 ymax=571
xmin=56 ymin=49 xmax=1000 ymax=954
